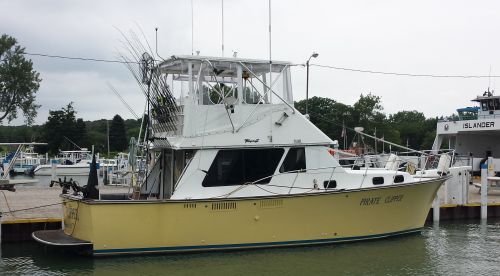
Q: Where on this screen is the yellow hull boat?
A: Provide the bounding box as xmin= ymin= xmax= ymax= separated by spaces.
xmin=34 ymin=178 xmax=443 ymax=256
xmin=32 ymin=55 xmax=450 ymax=256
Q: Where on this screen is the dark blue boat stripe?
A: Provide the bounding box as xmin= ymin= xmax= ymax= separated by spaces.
xmin=93 ymin=228 xmax=421 ymax=255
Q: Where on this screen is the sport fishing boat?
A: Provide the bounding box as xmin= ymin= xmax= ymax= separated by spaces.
xmin=33 ymin=55 xmax=448 ymax=256
xmin=32 ymin=149 xmax=95 ymax=176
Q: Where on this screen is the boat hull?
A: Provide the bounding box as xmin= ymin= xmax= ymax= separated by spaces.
xmin=49 ymin=178 xmax=443 ymax=256
xmin=33 ymin=164 xmax=90 ymax=176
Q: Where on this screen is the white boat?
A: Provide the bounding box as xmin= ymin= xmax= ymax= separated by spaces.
xmin=1 ymin=143 xmax=47 ymax=177
xmin=33 ymin=149 xmax=96 ymax=176
xmin=433 ymin=89 xmax=500 ymax=175
xmin=11 ymin=145 xmax=45 ymax=174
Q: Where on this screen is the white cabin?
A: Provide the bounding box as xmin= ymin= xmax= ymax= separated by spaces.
xmin=141 ymin=55 xmax=412 ymax=199
xmin=433 ymin=90 xmax=500 ymax=173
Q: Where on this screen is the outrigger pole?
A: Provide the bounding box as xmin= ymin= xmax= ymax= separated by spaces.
xmin=354 ymin=129 xmax=425 ymax=155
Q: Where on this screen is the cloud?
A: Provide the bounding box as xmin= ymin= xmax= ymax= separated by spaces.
xmin=1 ymin=0 xmax=499 ymax=125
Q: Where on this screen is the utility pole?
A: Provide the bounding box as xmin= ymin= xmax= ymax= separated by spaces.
xmin=107 ymin=119 xmax=110 ymax=158
xmin=305 ymin=52 xmax=319 ymax=116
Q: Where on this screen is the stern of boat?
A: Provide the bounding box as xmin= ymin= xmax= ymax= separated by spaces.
xmin=32 ymin=196 xmax=95 ymax=255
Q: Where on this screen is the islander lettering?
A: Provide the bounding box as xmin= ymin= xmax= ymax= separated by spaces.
xmin=463 ymin=122 xmax=495 ymax=129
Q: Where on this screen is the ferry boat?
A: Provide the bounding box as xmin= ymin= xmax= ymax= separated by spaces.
xmin=433 ymin=89 xmax=500 ymax=174
xmin=32 ymin=149 xmax=95 ymax=176
xmin=33 ymin=55 xmax=448 ymax=256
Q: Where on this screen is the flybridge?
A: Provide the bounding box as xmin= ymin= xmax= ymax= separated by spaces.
xmin=143 ymin=55 xmax=333 ymax=149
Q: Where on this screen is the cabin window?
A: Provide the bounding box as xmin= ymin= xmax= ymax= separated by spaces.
xmin=488 ymin=100 xmax=495 ymax=111
xmin=481 ymin=101 xmax=488 ymax=111
xmin=495 ymin=99 xmax=500 ymax=110
xmin=394 ymin=175 xmax=404 ymax=183
xmin=279 ymin=147 xmax=306 ymax=173
xmin=202 ymin=148 xmax=284 ymax=187
xmin=372 ymin=177 xmax=384 ymax=185
xmin=323 ymin=180 xmax=337 ymax=189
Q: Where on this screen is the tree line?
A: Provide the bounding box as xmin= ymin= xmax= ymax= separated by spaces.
xmin=0 ymin=103 xmax=141 ymax=156
xmin=0 ymin=94 xmax=440 ymax=156
xmin=294 ymin=94 xmax=439 ymax=151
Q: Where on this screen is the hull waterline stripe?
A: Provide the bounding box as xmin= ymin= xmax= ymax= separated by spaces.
xmin=93 ymin=228 xmax=421 ymax=255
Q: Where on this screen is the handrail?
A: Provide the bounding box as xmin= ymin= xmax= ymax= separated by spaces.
xmin=2 ymin=145 xmax=24 ymax=179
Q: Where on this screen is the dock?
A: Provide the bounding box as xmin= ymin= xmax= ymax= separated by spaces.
xmin=0 ymin=179 xmax=38 ymax=192
xmin=0 ymin=185 xmax=129 ymax=242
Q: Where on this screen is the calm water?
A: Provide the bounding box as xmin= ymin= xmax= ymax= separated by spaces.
xmin=1 ymin=219 xmax=499 ymax=275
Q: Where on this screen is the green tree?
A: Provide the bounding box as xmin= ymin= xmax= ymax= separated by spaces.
xmin=351 ymin=93 xmax=388 ymax=152
xmin=389 ymin=110 xmax=431 ymax=149
xmin=109 ymin=115 xmax=128 ymax=151
xmin=0 ymin=34 xmax=41 ymax=125
xmin=295 ymin=96 xmax=354 ymax=140
xmin=42 ymin=103 xmax=81 ymax=154
xmin=75 ymin=118 xmax=88 ymax=147
xmin=125 ymin=118 xmax=142 ymax=142
xmin=421 ymin=130 xmax=437 ymax=150
xmin=202 ymin=84 xmax=235 ymax=104
xmin=352 ymin=93 xmax=385 ymax=130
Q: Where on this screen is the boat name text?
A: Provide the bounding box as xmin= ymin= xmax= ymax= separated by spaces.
xmin=463 ymin=122 xmax=495 ymax=129
xmin=64 ymin=206 xmax=78 ymax=228
xmin=359 ymin=194 xmax=404 ymax=206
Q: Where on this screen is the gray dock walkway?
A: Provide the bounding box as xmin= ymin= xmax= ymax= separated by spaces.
xmin=1 ymin=186 xmax=129 ymax=222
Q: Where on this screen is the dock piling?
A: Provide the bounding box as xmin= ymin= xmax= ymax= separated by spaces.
xmin=50 ymin=160 xmax=57 ymax=181
xmin=480 ymin=159 xmax=490 ymax=220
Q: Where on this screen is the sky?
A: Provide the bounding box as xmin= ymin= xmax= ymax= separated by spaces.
xmin=2 ymin=0 xmax=499 ymax=125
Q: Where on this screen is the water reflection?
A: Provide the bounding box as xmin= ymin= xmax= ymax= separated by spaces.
xmin=2 ymin=232 xmax=428 ymax=275
xmin=424 ymin=219 xmax=500 ymax=275
xmin=1 ymin=220 xmax=499 ymax=275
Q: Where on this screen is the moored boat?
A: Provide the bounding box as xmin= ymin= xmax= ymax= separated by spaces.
xmin=433 ymin=89 xmax=500 ymax=175
xmin=33 ymin=149 xmax=95 ymax=176
xmin=33 ymin=55 xmax=448 ymax=256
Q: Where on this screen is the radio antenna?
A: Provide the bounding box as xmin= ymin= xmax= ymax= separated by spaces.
xmin=191 ymin=0 xmax=194 ymax=55
xmin=268 ymin=0 xmax=272 ymax=102
xmin=489 ymin=65 xmax=492 ymax=90
xmin=221 ymin=0 xmax=225 ymax=57
xmin=155 ymin=27 xmax=166 ymax=61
